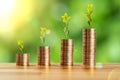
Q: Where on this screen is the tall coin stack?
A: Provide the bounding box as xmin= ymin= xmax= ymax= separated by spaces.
xmin=16 ymin=54 xmax=29 ymax=66
xmin=82 ymin=28 xmax=96 ymax=69
xmin=61 ymin=39 xmax=74 ymax=66
xmin=38 ymin=46 xmax=50 ymax=66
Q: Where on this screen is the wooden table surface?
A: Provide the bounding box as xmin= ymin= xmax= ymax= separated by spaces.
xmin=0 ymin=63 xmax=120 ymax=80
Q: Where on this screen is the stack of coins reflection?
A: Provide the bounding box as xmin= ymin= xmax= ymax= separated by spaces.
xmin=16 ymin=54 xmax=29 ymax=66
xmin=82 ymin=28 xmax=96 ymax=69
xmin=38 ymin=46 xmax=50 ymax=66
xmin=61 ymin=39 xmax=74 ymax=66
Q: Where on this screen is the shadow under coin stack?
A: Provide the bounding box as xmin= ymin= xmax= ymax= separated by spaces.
xmin=38 ymin=46 xmax=50 ymax=66
xmin=16 ymin=54 xmax=29 ymax=66
xmin=61 ymin=39 xmax=74 ymax=66
xmin=82 ymin=28 xmax=96 ymax=69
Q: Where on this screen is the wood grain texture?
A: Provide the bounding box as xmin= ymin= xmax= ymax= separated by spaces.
xmin=0 ymin=63 xmax=120 ymax=80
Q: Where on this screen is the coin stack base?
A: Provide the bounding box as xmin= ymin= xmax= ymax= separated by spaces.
xmin=61 ymin=39 xmax=74 ymax=66
xmin=82 ymin=28 xmax=96 ymax=69
xmin=38 ymin=46 xmax=50 ymax=66
xmin=16 ymin=54 xmax=29 ymax=66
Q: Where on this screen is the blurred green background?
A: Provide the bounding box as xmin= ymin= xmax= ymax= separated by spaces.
xmin=0 ymin=0 xmax=120 ymax=63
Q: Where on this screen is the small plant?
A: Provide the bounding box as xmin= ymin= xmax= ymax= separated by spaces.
xmin=62 ymin=13 xmax=71 ymax=38
xmin=17 ymin=40 xmax=24 ymax=53
xmin=40 ymin=27 xmax=50 ymax=44
xmin=86 ymin=4 xmax=93 ymax=27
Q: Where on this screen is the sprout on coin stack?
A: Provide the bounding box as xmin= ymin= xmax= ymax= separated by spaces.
xmin=82 ymin=4 xmax=96 ymax=69
xmin=38 ymin=27 xmax=51 ymax=66
xmin=16 ymin=40 xmax=29 ymax=66
xmin=61 ymin=13 xmax=74 ymax=66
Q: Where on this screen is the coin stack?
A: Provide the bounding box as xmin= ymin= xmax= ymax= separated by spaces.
xmin=61 ymin=39 xmax=74 ymax=66
xmin=16 ymin=54 xmax=29 ymax=66
xmin=82 ymin=28 xmax=96 ymax=69
xmin=38 ymin=46 xmax=50 ymax=66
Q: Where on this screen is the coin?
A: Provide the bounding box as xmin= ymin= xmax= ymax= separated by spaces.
xmin=82 ymin=28 xmax=96 ymax=69
xmin=61 ymin=39 xmax=74 ymax=66
xmin=16 ymin=54 xmax=29 ymax=66
xmin=38 ymin=46 xmax=50 ymax=66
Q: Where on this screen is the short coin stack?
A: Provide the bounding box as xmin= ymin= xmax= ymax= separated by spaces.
xmin=38 ymin=46 xmax=50 ymax=66
xmin=61 ymin=39 xmax=74 ymax=66
xmin=82 ymin=28 xmax=96 ymax=68
xmin=16 ymin=54 xmax=29 ymax=66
